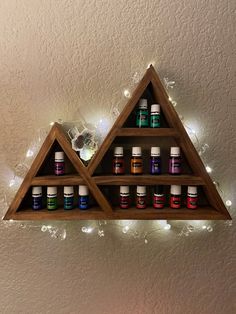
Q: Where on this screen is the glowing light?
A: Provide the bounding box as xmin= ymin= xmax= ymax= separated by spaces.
xmin=225 ymin=200 xmax=232 ymax=207
xmin=41 ymin=225 xmax=47 ymax=232
xmin=123 ymin=89 xmax=131 ymax=98
xmin=97 ymin=116 xmax=112 ymax=138
xmin=81 ymin=226 xmax=93 ymax=233
xmin=205 ymin=166 xmax=212 ymax=173
xmin=80 ymin=147 xmax=95 ymax=162
xmin=98 ymin=230 xmax=104 ymax=237
xmin=158 ymin=220 xmax=167 ymax=227
xmin=49 ymin=122 xmax=55 ymax=126
xmin=164 ymin=224 xmax=171 ymax=230
xmin=202 ymin=225 xmax=207 ymax=229
xmin=168 ymin=96 xmax=177 ymax=107
xmin=122 ymin=226 xmax=130 ymax=233
xmin=60 ymin=229 xmax=67 ymax=240
xmin=26 ymin=149 xmax=34 ymax=158
xmin=207 ymin=226 xmax=213 ymax=232
xmin=9 ymin=179 xmax=15 ymax=187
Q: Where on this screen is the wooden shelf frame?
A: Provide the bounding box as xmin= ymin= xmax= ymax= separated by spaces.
xmin=3 ymin=65 xmax=231 ymax=220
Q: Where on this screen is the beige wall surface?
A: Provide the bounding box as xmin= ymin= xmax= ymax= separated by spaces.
xmin=0 ymin=1 xmax=235 ymax=313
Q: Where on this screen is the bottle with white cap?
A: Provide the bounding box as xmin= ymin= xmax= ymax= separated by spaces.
xmin=150 ymin=147 xmax=161 ymax=174
xmin=112 ymin=147 xmax=125 ymax=174
xmin=119 ymin=186 xmax=130 ymax=209
xmin=131 ymin=147 xmax=143 ymax=175
xmin=153 ymin=185 xmax=165 ymax=209
xmin=55 ymin=151 xmax=65 ymax=175
xmin=32 ymin=186 xmax=43 ymax=210
xmin=78 ymin=185 xmax=89 ymax=210
xmin=169 ymin=147 xmax=181 ymax=174
xmin=136 ymin=186 xmax=147 ymax=209
xmin=187 ymin=186 xmax=198 ymax=209
xmin=64 ymin=186 xmax=74 ymax=210
xmin=150 ymin=104 xmax=161 ymax=128
xmin=170 ymin=185 xmax=181 ymax=209
xmin=136 ymin=98 xmax=149 ymax=127
xmin=47 ymin=186 xmax=57 ymax=210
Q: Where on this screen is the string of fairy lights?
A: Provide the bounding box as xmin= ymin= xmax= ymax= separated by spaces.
xmin=0 ymin=63 xmax=233 ymax=242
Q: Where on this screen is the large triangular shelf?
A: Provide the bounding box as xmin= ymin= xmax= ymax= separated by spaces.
xmin=4 ymin=66 xmax=231 ymax=220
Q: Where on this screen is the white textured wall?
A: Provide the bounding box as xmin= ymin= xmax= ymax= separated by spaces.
xmin=0 ymin=1 xmax=235 ymax=313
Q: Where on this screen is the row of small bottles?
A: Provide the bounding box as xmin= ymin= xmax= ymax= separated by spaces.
xmin=136 ymin=99 xmax=161 ymax=128
xmin=32 ymin=184 xmax=198 ymax=210
xmin=113 ymin=146 xmax=181 ymax=175
xmin=120 ymin=185 xmax=198 ymax=209
xmin=32 ymin=185 xmax=89 ymax=210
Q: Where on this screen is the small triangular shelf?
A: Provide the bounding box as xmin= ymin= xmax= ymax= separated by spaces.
xmin=4 ymin=123 xmax=112 ymax=220
xmin=4 ymin=66 xmax=231 ymax=220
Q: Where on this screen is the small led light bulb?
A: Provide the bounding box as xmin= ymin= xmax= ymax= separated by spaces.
xmin=123 ymin=89 xmax=131 ymax=98
xmin=225 ymin=200 xmax=232 ymax=207
xmin=50 ymin=122 xmax=55 ymax=126
xmin=206 ymin=166 xmax=212 ymax=173
xmin=9 ymin=179 xmax=16 ymax=187
xmin=26 ymin=149 xmax=34 ymax=158
xmin=122 ymin=226 xmax=130 ymax=233
xmin=164 ymin=224 xmax=171 ymax=230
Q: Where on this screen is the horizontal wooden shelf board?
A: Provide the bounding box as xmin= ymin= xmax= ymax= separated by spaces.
xmin=93 ymin=175 xmax=205 ymax=185
xmin=112 ymin=207 xmax=226 ymax=220
xmin=6 ymin=206 xmax=227 ymax=221
xmin=31 ymin=175 xmax=85 ymax=185
xmin=9 ymin=208 xmax=107 ymax=220
xmin=117 ymin=128 xmax=178 ymax=137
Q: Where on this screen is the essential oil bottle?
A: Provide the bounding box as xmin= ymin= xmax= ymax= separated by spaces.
xmin=136 ymin=186 xmax=147 ymax=209
xmin=64 ymin=186 xmax=74 ymax=210
xmin=131 ymin=147 xmax=143 ymax=175
xmin=150 ymin=147 xmax=161 ymax=174
xmin=32 ymin=186 xmax=43 ymax=210
xmin=136 ymin=99 xmax=149 ymax=128
xmin=169 ymin=147 xmax=181 ymax=174
xmin=113 ymin=147 xmax=125 ymax=175
xmin=47 ymin=186 xmax=57 ymax=210
xmin=187 ymin=186 xmax=198 ymax=209
xmin=78 ymin=185 xmax=89 ymax=210
xmin=170 ymin=185 xmax=181 ymax=209
xmin=153 ymin=185 xmax=165 ymax=209
xmin=119 ymin=186 xmax=130 ymax=209
xmin=55 ymin=151 xmax=65 ymax=175
xmin=150 ymin=104 xmax=161 ymax=128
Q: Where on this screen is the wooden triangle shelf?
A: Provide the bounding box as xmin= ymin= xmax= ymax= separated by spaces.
xmin=4 ymin=66 xmax=231 ymax=221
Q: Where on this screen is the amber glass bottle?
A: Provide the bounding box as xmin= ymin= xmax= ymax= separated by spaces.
xmin=131 ymin=147 xmax=143 ymax=175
